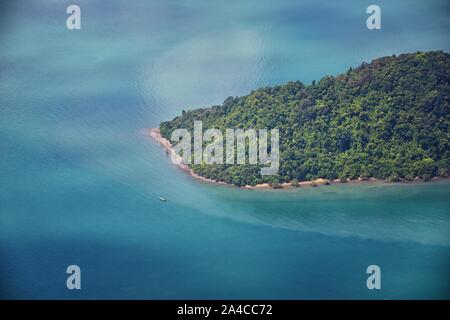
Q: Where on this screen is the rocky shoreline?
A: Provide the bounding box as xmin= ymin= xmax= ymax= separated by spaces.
xmin=147 ymin=128 xmax=446 ymax=189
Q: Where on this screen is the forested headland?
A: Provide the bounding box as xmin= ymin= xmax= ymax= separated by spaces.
xmin=159 ymin=51 xmax=450 ymax=187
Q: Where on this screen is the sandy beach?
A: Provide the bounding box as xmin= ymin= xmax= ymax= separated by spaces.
xmin=148 ymin=128 xmax=229 ymax=185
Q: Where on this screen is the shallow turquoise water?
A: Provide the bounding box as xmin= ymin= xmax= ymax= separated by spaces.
xmin=0 ymin=0 xmax=449 ymax=299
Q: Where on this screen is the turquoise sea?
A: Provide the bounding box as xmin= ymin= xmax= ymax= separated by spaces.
xmin=0 ymin=0 xmax=449 ymax=299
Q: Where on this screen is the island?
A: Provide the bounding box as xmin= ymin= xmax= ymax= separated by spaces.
xmin=150 ymin=51 xmax=449 ymax=188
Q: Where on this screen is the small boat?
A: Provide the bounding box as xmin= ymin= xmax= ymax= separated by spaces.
xmin=159 ymin=197 xmax=167 ymax=202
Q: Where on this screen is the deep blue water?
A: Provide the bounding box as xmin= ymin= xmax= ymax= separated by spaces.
xmin=0 ymin=0 xmax=449 ymax=299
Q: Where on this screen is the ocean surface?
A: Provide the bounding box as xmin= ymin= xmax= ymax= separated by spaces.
xmin=0 ymin=0 xmax=449 ymax=299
